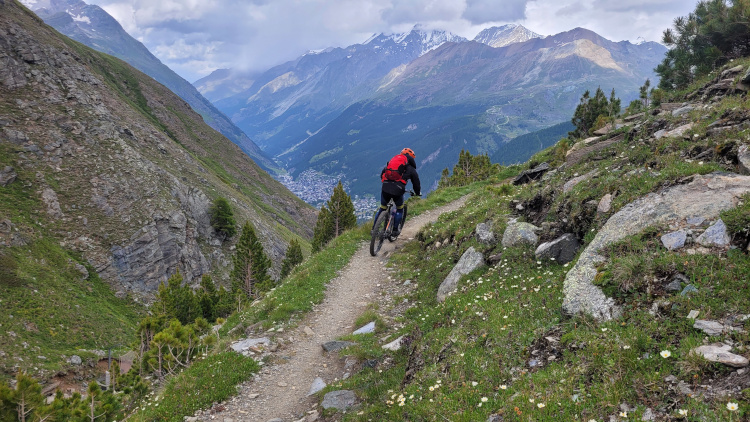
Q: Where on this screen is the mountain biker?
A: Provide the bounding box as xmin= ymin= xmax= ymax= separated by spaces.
xmin=374 ymin=147 xmax=421 ymax=237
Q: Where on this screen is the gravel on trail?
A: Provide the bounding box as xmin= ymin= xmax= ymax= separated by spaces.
xmin=196 ymin=196 xmax=468 ymax=422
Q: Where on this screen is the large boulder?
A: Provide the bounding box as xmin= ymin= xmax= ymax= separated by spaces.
xmin=562 ymin=173 xmax=750 ymax=321
xmin=436 ymin=247 xmax=484 ymax=302
xmin=535 ymin=233 xmax=580 ymax=264
xmin=501 ymin=219 xmax=540 ymax=247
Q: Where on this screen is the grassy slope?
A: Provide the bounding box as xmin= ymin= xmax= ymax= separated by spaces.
xmin=319 ymin=63 xmax=750 ymax=421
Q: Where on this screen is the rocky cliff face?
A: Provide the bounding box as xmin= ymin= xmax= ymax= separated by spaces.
xmin=0 ymin=0 xmax=316 ymax=298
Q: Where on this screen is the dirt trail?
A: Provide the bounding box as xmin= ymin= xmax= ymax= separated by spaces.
xmin=199 ymin=196 xmax=468 ymax=422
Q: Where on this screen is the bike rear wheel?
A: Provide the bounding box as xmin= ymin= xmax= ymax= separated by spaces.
xmin=370 ymin=210 xmax=389 ymax=256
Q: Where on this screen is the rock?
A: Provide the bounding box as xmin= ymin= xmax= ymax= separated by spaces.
xmin=512 ymin=162 xmax=550 ymax=185
xmin=308 ymin=377 xmax=326 ymax=396
xmin=231 ymin=337 xmax=271 ymax=353
xmin=487 ymin=415 xmax=502 ymax=422
xmin=475 ymin=222 xmax=495 ymax=245
xmin=353 ymin=322 xmax=375 ymax=335
xmin=488 ymin=252 xmax=503 ymax=265
xmin=739 ymin=145 xmax=750 ymax=175
xmin=641 ymin=408 xmax=655 ymax=421
xmin=75 ymin=263 xmax=89 ymax=280
xmin=436 ymin=247 xmax=485 ymax=302
xmin=535 ymin=233 xmax=580 ymax=264
xmin=665 ymin=123 xmax=694 ymax=138
xmin=660 ymin=230 xmax=687 ymax=251
xmin=321 ymin=390 xmax=357 ymax=410
xmin=184 ymin=417 xmax=198 ymax=422
xmin=501 ymin=220 xmax=540 ymax=248
xmin=563 ymin=170 xmax=599 ymax=193
xmin=692 ymin=343 xmax=749 ymax=367
xmin=321 ymin=341 xmax=355 ymax=352
xmin=693 ymin=320 xmax=725 ymax=336
xmin=687 ymin=310 xmax=700 ymax=319
xmin=721 ymin=65 xmax=745 ymax=78
xmin=687 ymin=216 xmax=706 ymax=226
xmin=41 ymin=188 xmax=63 ymax=219
xmin=562 ymin=173 xmax=750 ymax=321
xmin=266 ymin=419 xmax=283 ymax=422
xmin=665 ymin=280 xmax=682 ymax=293
xmin=681 ymin=284 xmax=698 ymax=296
xmin=743 ymin=67 xmax=750 ymax=84
xmin=696 ymin=219 xmax=731 ymax=247
xmin=597 ymin=194 xmax=613 ymax=213
xmin=382 ymin=336 xmax=404 ymax=351
xmin=672 ymin=106 xmax=694 ymax=117
xmin=69 ymin=355 xmax=82 ymax=365
xmin=0 ymin=166 xmax=16 ymax=186
xmin=304 ymin=326 xmax=315 ymax=336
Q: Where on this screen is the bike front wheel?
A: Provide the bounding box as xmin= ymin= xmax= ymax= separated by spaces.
xmin=370 ymin=211 xmax=389 ymax=256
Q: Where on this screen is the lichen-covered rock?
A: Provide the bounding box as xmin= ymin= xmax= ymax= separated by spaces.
xmin=692 ymin=343 xmax=749 ymax=368
xmin=563 ymin=173 xmax=750 ymax=321
xmin=597 ymin=193 xmax=613 ymax=213
xmin=437 ymin=247 xmax=484 ymax=302
xmin=696 ymin=219 xmax=731 ymax=247
xmin=501 ymin=220 xmax=540 ymax=247
xmin=661 ymin=230 xmax=687 ymax=251
xmin=475 ymin=222 xmax=496 ymax=245
xmin=321 ymin=390 xmax=357 ymax=410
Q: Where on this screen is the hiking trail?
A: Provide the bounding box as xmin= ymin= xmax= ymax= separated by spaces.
xmin=194 ymin=196 xmax=468 ymax=422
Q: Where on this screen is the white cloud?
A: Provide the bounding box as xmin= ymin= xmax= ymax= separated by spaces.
xmin=83 ymin=0 xmax=698 ymax=81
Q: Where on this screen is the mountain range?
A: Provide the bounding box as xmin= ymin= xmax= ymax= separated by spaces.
xmin=20 ymin=0 xmax=280 ymax=173
xmin=197 ymin=25 xmax=666 ymax=197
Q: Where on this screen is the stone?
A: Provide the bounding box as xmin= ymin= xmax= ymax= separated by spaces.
xmin=687 ymin=216 xmax=706 ymax=226
xmin=0 ymin=166 xmax=16 ymax=187
xmin=660 ymin=230 xmax=687 ymax=251
xmin=321 ymin=390 xmax=357 ymax=410
xmin=41 ymin=188 xmax=63 ymax=219
xmin=681 ymin=284 xmax=698 ymax=296
xmin=665 ymin=123 xmax=694 ymax=138
xmin=69 ymin=355 xmax=82 ymax=365
xmin=693 ymin=320 xmax=725 ymax=336
xmin=436 ymin=247 xmax=485 ymax=302
xmin=641 ymin=408 xmax=655 ymax=421
xmin=321 ymin=341 xmax=355 ymax=352
xmin=382 ymin=336 xmax=404 ymax=351
xmin=304 ymin=326 xmax=315 ymax=336
xmin=487 ymin=415 xmax=502 ymax=422
xmin=563 ymin=170 xmax=598 ymax=193
xmin=307 ymin=377 xmax=326 ymax=396
xmin=231 ymin=337 xmax=271 ymax=353
xmin=696 ymin=219 xmax=731 ymax=247
xmin=687 ymin=310 xmax=700 ymax=319
xmin=721 ymin=65 xmax=745 ymax=78
xmin=562 ymin=173 xmax=750 ymax=321
xmin=692 ymin=343 xmax=749 ymax=367
xmin=665 ymin=280 xmax=682 ymax=293
xmin=353 ymin=322 xmax=375 ymax=335
xmin=184 ymin=417 xmax=198 ymax=422
xmin=535 ymin=233 xmax=580 ymax=264
xmin=501 ymin=220 xmax=540 ymax=248
xmin=597 ymin=194 xmax=613 ymax=213
xmin=512 ymin=162 xmax=550 ymax=185
xmin=739 ymin=145 xmax=750 ymax=175
xmin=743 ymin=67 xmax=750 ymax=84
xmin=672 ymin=106 xmax=694 ymax=117
xmin=475 ymin=222 xmax=495 ymax=245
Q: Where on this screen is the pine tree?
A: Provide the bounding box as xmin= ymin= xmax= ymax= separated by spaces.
xmin=209 ymin=197 xmax=236 ymax=240
xmin=231 ymin=221 xmax=271 ymax=298
xmin=639 ymin=79 xmax=651 ymax=108
xmin=438 ymin=150 xmax=499 ymax=188
xmin=311 ymin=182 xmax=356 ymax=252
xmin=153 ymin=272 xmax=201 ymax=325
xmin=280 ymin=238 xmax=304 ymax=279
xmin=198 ymin=274 xmax=218 ymax=321
xmin=569 ymin=87 xmax=615 ymax=139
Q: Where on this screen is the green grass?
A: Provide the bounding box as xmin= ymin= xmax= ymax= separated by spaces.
xmin=321 ymin=89 xmax=750 ymax=421
xmin=129 ymin=352 xmax=259 ymax=422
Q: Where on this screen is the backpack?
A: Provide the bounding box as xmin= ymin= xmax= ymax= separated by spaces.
xmin=382 ymin=154 xmax=408 ymax=183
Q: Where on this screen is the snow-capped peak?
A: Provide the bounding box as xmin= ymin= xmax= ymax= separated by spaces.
xmin=473 ymin=25 xmax=543 ymax=48
xmin=634 ymin=36 xmax=647 ymax=45
xmin=363 ymin=25 xmax=467 ymax=57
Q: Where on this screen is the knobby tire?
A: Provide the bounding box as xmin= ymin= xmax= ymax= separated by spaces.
xmin=370 ymin=211 xmax=389 ymax=256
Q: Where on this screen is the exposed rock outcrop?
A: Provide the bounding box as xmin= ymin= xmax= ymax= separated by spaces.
xmin=501 ymin=219 xmax=540 ymax=247
xmin=437 ymin=247 xmax=484 ymax=302
xmin=562 ymin=173 xmax=750 ymax=321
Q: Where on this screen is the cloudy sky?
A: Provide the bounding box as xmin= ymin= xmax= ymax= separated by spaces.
xmin=80 ymin=0 xmax=697 ymax=82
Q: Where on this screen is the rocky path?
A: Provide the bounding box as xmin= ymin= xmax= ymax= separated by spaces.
xmin=196 ymin=197 xmax=468 ymax=422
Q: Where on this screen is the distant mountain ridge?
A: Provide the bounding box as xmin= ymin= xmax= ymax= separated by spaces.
xmin=21 ymin=0 xmax=280 ymax=173
xmin=199 ymin=25 xmax=665 ymax=199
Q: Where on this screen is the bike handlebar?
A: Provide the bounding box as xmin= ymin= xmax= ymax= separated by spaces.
xmin=407 ymin=190 xmax=421 ymax=197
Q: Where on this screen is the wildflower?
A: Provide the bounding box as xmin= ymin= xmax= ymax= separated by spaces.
xmin=472 ymin=381 xmax=478 ymax=387
xmin=429 ymin=386 xmax=435 ymax=391
xmin=678 ymin=409 xmax=688 ymax=416
xmin=727 ymin=402 xmax=738 ymax=411
xmin=529 ymin=398 xmax=535 ymax=403
xmin=481 ymin=397 xmax=488 ymax=402
xmin=601 ymin=328 xmax=608 ymax=332
xmin=499 ymin=385 xmax=507 ymax=390
xmin=537 ymin=403 xmax=546 ymax=408
xmin=660 ymin=350 xmax=671 ymax=358
xmin=619 ymin=411 xmax=627 ymax=417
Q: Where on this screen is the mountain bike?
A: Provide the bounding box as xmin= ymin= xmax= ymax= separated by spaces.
xmin=370 ymin=190 xmax=417 ymax=256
